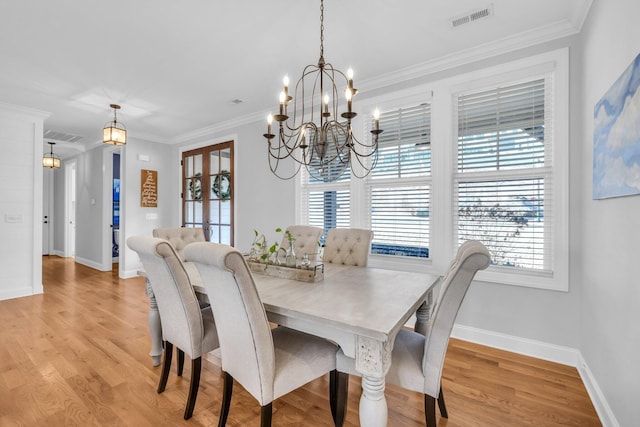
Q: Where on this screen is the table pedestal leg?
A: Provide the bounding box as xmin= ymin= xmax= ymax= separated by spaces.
xmin=145 ymin=279 xmax=163 ymax=366
xmin=414 ymin=288 xmax=434 ymax=336
xmin=359 ymin=375 xmax=388 ymax=427
xmin=356 ymin=336 xmax=392 ymax=426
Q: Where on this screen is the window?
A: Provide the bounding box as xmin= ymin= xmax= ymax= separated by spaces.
xmin=296 ymin=49 xmax=568 ymax=290
xmin=367 ymin=103 xmax=431 ymax=258
xmin=455 ymin=79 xmax=549 ymax=270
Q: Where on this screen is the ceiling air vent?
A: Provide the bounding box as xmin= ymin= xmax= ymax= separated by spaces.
xmin=44 ymin=129 xmax=84 ymax=143
xmin=451 ymin=4 xmax=494 ymax=28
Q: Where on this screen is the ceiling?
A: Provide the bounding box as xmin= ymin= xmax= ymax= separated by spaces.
xmin=0 ymin=1 xmax=592 ymax=159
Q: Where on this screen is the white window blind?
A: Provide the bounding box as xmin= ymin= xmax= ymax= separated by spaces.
xmin=306 ymin=189 xmax=350 ymax=243
xmin=368 ymin=103 xmax=431 ymax=258
xmin=455 ymin=78 xmax=552 ymax=270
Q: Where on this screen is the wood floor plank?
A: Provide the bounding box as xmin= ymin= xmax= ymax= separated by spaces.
xmin=0 ymin=256 xmax=601 ymax=426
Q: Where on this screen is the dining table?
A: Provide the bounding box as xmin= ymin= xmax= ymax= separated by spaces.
xmin=141 ymin=262 xmax=441 ymax=427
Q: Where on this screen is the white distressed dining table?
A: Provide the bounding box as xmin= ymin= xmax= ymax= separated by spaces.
xmin=142 ymin=263 xmax=441 ymax=427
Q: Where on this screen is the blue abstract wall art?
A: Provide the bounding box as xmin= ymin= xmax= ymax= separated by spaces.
xmin=593 ymin=52 xmax=640 ymax=199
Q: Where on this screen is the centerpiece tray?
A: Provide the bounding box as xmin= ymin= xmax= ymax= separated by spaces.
xmin=246 ymin=261 xmax=324 ymax=283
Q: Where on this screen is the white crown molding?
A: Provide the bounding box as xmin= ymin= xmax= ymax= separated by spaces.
xmin=0 ymin=101 xmax=51 ymax=119
xmin=358 ymin=18 xmax=580 ymax=94
xmin=173 ymin=110 xmax=266 ymax=144
xmin=171 ymin=15 xmax=587 ymax=145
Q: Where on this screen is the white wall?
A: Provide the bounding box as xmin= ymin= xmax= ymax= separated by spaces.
xmin=579 ymin=0 xmax=640 ymax=425
xmin=174 ymin=121 xmax=294 ymax=254
xmin=0 ymin=102 xmax=49 ymax=300
xmin=116 ymin=138 xmax=174 ymax=278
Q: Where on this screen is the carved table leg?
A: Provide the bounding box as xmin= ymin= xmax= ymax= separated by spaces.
xmin=414 ymin=288 xmax=434 ymax=336
xmin=356 ymin=336 xmax=392 ymax=427
xmin=145 ymin=279 xmax=163 ymax=366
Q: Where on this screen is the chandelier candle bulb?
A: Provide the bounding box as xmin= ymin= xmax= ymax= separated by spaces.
xmin=283 ymin=75 xmax=291 ymax=101
xmin=267 ymin=114 xmax=273 ymax=134
xmin=345 ymin=88 xmax=353 ymax=113
xmin=323 ymin=93 xmax=330 ymax=116
xmin=279 ymin=91 xmax=286 ymax=115
xmin=374 ymin=108 xmax=380 ymax=131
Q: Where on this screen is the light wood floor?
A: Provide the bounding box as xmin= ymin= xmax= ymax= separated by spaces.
xmin=0 ymin=256 xmax=600 ymax=426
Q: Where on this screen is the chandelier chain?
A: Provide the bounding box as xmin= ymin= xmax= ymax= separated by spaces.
xmin=319 ymin=0 xmax=324 ymax=61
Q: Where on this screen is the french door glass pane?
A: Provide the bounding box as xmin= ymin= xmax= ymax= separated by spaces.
xmin=209 ymin=201 xmax=220 ymax=223
xmin=221 ymin=200 xmax=231 ymax=223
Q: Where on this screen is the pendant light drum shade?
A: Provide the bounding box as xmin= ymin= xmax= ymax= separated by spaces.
xmin=103 ymin=104 xmax=127 ymax=145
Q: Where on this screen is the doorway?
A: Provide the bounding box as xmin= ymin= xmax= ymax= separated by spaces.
xmin=42 ymin=168 xmax=53 ymax=255
xmin=182 ymin=141 xmax=234 ymax=244
xmin=112 ymin=151 xmax=121 ymax=263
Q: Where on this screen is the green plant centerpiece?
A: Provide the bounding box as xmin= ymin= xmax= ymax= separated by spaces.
xmin=249 ymin=229 xmax=279 ymax=265
xmin=276 ymin=227 xmax=297 ymax=267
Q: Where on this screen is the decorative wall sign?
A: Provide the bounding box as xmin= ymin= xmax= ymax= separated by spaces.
xmin=140 ymin=169 xmax=158 ymax=207
xmin=593 ymin=52 xmax=640 ymax=199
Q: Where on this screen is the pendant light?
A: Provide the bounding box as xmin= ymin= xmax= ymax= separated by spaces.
xmin=103 ymin=104 xmax=127 ymax=145
xmin=42 ymin=142 xmax=61 ymax=169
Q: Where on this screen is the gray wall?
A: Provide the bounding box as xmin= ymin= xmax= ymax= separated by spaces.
xmin=580 ymin=0 xmax=640 ymax=425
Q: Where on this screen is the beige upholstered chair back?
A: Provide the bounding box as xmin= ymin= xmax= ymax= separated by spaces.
xmin=127 ymin=236 xmax=209 ymax=359
xmin=152 ymin=227 xmax=205 ymax=261
xmin=422 ymin=240 xmax=490 ymax=397
xmin=323 ymin=228 xmax=373 ymax=267
xmin=185 ymin=242 xmax=276 ymax=405
xmin=280 ymin=225 xmax=323 ymax=261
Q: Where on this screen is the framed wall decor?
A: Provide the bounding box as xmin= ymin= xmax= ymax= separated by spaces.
xmin=140 ymin=169 xmax=158 ymax=207
xmin=593 ymin=52 xmax=640 ymax=199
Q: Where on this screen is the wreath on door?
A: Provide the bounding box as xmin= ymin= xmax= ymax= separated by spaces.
xmin=189 ymin=173 xmax=202 ymax=200
xmin=213 ymin=170 xmax=231 ymax=199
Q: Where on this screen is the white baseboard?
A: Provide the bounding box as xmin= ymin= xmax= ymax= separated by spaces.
xmin=451 ymin=323 xmax=618 ymax=427
xmin=0 ymin=286 xmax=39 ymax=301
xmin=121 ymin=269 xmax=141 ymax=279
xmin=451 ymin=323 xmax=580 ymax=366
xmin=75 ymin=256 xmax=108 ymax=271
xmin=576 ymin=353 xmax=620 ymax=427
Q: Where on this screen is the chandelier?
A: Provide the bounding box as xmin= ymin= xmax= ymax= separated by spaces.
xmin=263 ymin=0 xmax=382 ymax=182
xmin=103 ymin=104 xmax=127 ymax=145
xmin=42 ymin=142 xmax=61 ymax=169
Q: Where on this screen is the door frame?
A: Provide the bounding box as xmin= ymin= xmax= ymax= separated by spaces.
xmin=179 ymin=135 xmax=236 ymax=244
xmin=64 ymin=159 xmax=77 ymax=258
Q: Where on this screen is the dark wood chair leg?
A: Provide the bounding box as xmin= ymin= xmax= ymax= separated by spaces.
xmin=437 ymin=385 xmax=448 ymax=418
xmin=158 ymin=341 xmax=173 ymax=393
xmin=218 ymin=372 xmax=233 ymax=427
xmin=331 ymin=372 xmax=348 ymax=427
xmin=260 ymin=403 xmax=273 ymax=427
xmin=330 ymin=370 xmax=337 ymax=421
xmin=183 ymin=357 xmax=201 ymax=420
xmin=177 ymin=348 xmax=185 ymax=376
xmin=424 ymin=394 xmax=437 ymax=427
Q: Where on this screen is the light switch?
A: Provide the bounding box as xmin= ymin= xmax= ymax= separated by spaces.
xmin=5 ymin=214 xmax=23 ymax=223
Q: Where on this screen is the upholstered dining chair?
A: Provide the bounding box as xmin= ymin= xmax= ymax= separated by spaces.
xmin=184 ymin=242 xmax=348 ymax=427
xmin=323 ymin=228 xmax=373 ymax=267
xmin=127 ymin=236 xmax=219 ymax=420
xmin=280 ymin=225 xmax=323 ymax=262
xmin=152 ymin=227 xmax=206 ymax=287
xmin=152 ymin=227 xmax=209 ymax=374
xmin=335 ymin=240 xmax=491 ymax=427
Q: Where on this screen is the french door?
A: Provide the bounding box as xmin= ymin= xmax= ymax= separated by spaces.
xmin=182 ymin=141 xmax=234 ymax=245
